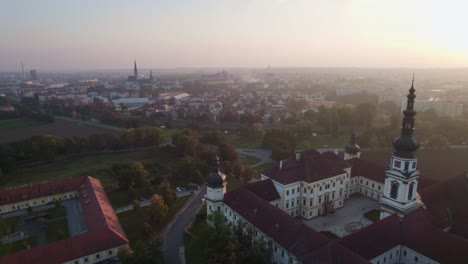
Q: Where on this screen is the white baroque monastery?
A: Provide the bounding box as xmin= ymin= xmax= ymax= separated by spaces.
xmin=206 ymin=79 xmax=468 ymax=264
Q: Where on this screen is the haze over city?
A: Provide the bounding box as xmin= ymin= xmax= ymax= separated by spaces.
xmin=2 ymin=0 xmax=468 ymax=71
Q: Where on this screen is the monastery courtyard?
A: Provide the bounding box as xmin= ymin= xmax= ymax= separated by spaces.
xmin=303 ymin=194 xmax=379 ymax=237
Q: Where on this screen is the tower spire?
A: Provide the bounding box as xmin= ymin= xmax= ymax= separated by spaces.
xmin=392 ymin=76 xmax=420 ymax=159
xmin=133 ymin=60 xmax=138 ymax=79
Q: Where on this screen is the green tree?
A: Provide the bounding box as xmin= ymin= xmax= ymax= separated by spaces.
xmin=218 ymin=143 xmax=239 ymax=163
xmin=200 ymin=130 xmax=225 ymax=146
xmin=160 ymin=179 xmax=176 ymax=206
xmin=148 ymin=196 xmax=169 ymax=224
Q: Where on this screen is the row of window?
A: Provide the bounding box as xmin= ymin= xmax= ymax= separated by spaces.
xmin=285 ymin=178 xmax=348 ymax=196
xmin=73 ymin=250 xmax=114 ymax=264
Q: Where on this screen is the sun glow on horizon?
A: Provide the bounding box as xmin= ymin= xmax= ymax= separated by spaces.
xmin=0 ymin=0 xmax=468 ymax=70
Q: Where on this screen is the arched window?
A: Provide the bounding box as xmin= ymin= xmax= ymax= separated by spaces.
xmin=408 ymin=182 xmax=415 ymax=200
xmin=390 ymin=182 xmax=399 ymax=199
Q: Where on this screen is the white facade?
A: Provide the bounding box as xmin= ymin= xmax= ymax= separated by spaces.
xmin=0 ymin=191 xmax=78 ymax=214
xmin=380 ymin=155 xmax=420 ymax=219
xmin=261 ymin=168 xmax=352 ymax=220
xmin=64 ymin=246 xmax=124 ymax=264
xmin=222 ymin=205 xmax=300 ymax=264
xmin=371 ymin=245 xmax=437 ymax=264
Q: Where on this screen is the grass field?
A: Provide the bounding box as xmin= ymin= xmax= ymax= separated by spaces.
xmin=0 ymin=216 xmax=21 ymax=237
xmin=364 ymin=209 xmax=380 ymax=222
xmin=296 ymin=134 xmax=350 ymax=150
xmin=0 ymin=118 xmax=115 ymax=144
xmin=361 ymin=148 xmax=468 ymax=184
xmin=118 ymin=195 xmax=191 ymax=247
xmin=4 ymin=151 xmax=155 ymax=189
xmin=0 ymin=119 xmax=45 ymax=130
xmin=46 ymin=219 xmax=70 ymax=243
xmin=0 ymin=236 xmax=37 ymax=257
xmin=241 ymin=154 xmax=261 ymax=166
xmin=223 ymin=133 xmax=262 ymax=149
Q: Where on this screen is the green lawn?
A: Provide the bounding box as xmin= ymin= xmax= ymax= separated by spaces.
xmin=296 ymin=134 xmax=349 ymax=150
xmin=118 ymin=195 xmax=191 ymax=247
xmin=117 ymin=208 xmax=147 ymax=247
xmin=0 ymin=119 xmax=44 ymax=130
xmin=107 ymin=190 xmax=134 ymax=209
xmin=0 ymin=236 xmax=37 ymax=256
xmin=4 ymin=151 xmax=155 ymax=189
xmin=40 ymin=206 xmax=67 ymax=219
xmin=224 ymin=133 xmax=262 ymax=149
xmin=364 ymin=209 xmax=380 ymax=222
xmin=226 ymin=176 xmax=245 ymax=192
xmin=253 ymin=162 xmax=274 ymax=172
xmin=0 ymin=216 xmax=21 ymax=237
xmin=241 ymin=154 xmax=261 ymax=166
xmin=46 ymin=219 xmax=70 ymax=243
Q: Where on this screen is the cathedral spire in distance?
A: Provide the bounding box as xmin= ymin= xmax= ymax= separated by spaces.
xmin=133 ymin=60 xmax=138 ymax=79
xmin=392 ymin=75 xmax=420 ymax=159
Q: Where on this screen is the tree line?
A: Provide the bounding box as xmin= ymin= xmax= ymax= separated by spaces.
xmin=0 ymin=127 xmax=164 ymax=175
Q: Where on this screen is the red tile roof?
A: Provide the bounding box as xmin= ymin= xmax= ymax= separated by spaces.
xmin=420 ymin=173 xmax=468 ymax=240
xmin=348 ymin=158 xmax=386 ymax=183
xmin=1 ymin=176 xmax=128 ymax=264
xmin=244 ymin=179 xmax=280 ymax=202
xmin=339 ymin=207 xmax=468 ymax=263
xmin=0 ymin=177 xmax=84 ymax=206
xmin=224 ymin=182 xmax=369 ymax=263
xmin=261 ymin=150 xmax=349 ymax=185
xmin=224 ymin=187 xmax=328 ymax=260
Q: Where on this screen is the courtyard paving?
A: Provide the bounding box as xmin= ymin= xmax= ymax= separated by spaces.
xmin=303 ymin=194 xmax=380 ymax=237
xmin=62 ymin=199 xmax=87 ymax=237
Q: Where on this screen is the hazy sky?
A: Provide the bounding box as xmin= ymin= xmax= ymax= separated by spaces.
xmin=1 ymin=0 xmax=468 ymax=71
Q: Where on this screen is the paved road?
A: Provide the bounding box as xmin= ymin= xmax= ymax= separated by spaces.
xmin=236 ymin=148 xmax=272 ymax=167
xmin=163 ymin=186 xmax=206 ymax=264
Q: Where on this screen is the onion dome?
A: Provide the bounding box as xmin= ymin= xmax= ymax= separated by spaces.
xmin=393 ymin=76 xmax=421 ymax=159
xmin=207 ymin=156 xmax=226 ymax=188
xmin=345 ymin=132 xmax=360 ymax=154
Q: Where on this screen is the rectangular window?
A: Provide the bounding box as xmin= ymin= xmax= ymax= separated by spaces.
xmin=96 ymin=254 xmax=100 ymax=259
xmin=297 ymin=187 xmax=299 ymax=192
xmin=292 ymin=200 xmax=294 ymax=207
xmin=287 ymin=190 xmax=289 ymax=195
xmin=292 ymin=189 xmax=295 ymax=194
xmin=108 ymin=250 xmax=112 ymax=255
xmin=372 ymin=183 xmax=375 ymax=188
xmin=378 ymin=186 xmax=381 ymax=190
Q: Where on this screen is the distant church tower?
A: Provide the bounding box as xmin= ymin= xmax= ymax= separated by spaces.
xmin=133 ymin=60 xmax=138 ymax=80
xmin=344 ymin=132 xmax=360 ymax=160
xmin=380 ymin=76 xmax=421 ymax=220
xmin=206 ymin=157 xmax=227 ymax=218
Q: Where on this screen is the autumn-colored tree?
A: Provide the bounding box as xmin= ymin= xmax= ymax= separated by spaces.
xmin=148 ymin=196 xmax=169 ymax=224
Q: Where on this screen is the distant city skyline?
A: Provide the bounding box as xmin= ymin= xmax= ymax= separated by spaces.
xmin=1 ymin=0 xmax=468 ymax=71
